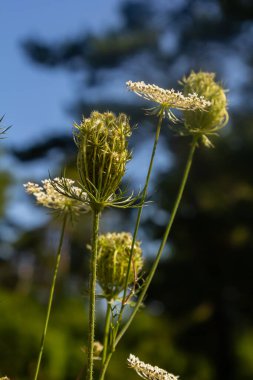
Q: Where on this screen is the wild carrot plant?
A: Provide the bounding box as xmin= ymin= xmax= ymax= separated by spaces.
xmin=23 ymin=71 xmax=228 ymax=380
xmin=24 ymin=179 xmax=90 ymax=380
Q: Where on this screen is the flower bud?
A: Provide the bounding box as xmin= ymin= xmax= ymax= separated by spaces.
xmin=74 ymin=112 xmax=131 ymax=209
xmin=181 ymin=71 xmax=228 ymax=147
xmin=96 ymin=232 xmax=143 ymax=300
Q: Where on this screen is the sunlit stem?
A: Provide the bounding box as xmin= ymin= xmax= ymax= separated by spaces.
xmin=86 ymin=210 xmax=101 ymax=380
xmin=116 ymin=135 xmax=198 ymax=343
xmin=33 ymin=213 xmax=68 ymax=380
xmin=99 ymin=111 xmax=164 ymax=380
xmin=121 ymin=112 xmax=164 ymax=311
xmin=100 ymin=135 xmax=199 ymax=379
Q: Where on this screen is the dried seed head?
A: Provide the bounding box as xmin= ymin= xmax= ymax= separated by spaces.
xmin=96 ymin=232 xmax=143 ymax=300
xmin=181 ymin=71 xmax=229 ymax=147
xmin=126 ymin=80 xmax=210 ymax=119
xmin=74 ymin=112 xmax=132 ymax=210
xmin=127 ymin=354 xmax=179 ymax=380
xmin=24 ymin=178 xmax=90 ymax=215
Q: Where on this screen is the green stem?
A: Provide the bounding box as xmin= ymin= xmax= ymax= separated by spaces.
xmin=122 ymin=112 xmax=164 ymax=307
xmin=100 ymin=136 xmax=198 ymax=379
xmin=101 ymin=302 xmax=111 ymax=366
xmin=86 ymin=210 xmax=100 ymax=380
xmin=99 ymin=113 xmax=163 ymax=380
xmin=116 ymin=136 xmax=198 ymax=344
xmin=99 ymin=351 xmax=112 ymax=380
xmin=33 ymin=213 xmax=68 ymax=380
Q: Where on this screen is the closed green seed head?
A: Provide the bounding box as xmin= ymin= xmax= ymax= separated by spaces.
xmin=181 ymin=71 xmax=228 ymax=146
xmin=74 ymin=112 xmax=132 ymax=208
xmin=96 ymin=232 xmax=143 ymax=300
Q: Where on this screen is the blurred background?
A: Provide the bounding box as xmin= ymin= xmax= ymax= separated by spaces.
xmin=1 ymin=0 xmax=253 ymax=379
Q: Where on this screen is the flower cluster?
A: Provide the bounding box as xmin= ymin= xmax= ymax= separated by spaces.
xmin=127 ymin=354 xmax=179 ymax=380
xmin=127 ymin=80 xmax=210 ymax=120
xmin=24 ymin=178 xmax=90 ymax=215
xmin=96 ymin=232 xmax=143 ymax=300
xmin=181 ymin=71 xmax=229 ymax=147
xmin=74 ymin=111 xmax=132 ymax=210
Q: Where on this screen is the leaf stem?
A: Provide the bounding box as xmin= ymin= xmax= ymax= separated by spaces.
xmin=33 ymin=213 xmax=68 ymax=380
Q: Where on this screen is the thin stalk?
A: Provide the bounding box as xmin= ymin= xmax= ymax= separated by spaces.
xmin=116 ymin=136 xmax=198 ymax=345
xmin=122 ymin=112 xmax=164 ymax=306
xmin=99 ymin=113 xmax=163 ymax=380
xmin=86 ymin=210 xmax=101 ymax=380
xmin=33 ymin=213 xmax=68 ymax=380
xmin=99 ymin=351 xmax=112 ymax=380
xmin=101 ymin=302 xmax=111 ymax=366
xmin=100 ymin=136 xmax=198 ymax=379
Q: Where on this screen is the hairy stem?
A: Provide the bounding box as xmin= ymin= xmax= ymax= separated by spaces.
xmin=86 ymin=210 xmax=100 ymax=380
xmin=33 ymin=213 xmax=68 ymax=380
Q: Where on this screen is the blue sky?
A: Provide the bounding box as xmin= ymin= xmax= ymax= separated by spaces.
xmin=1 ymin=0 xmax=121 ymax=146
xmin=1 ymin=0 xmax=248 ymax=230
xmin=0 ymin=0 xmax=127 ymax=229
xmin=0 ymin=0 xmax=171 ymax=230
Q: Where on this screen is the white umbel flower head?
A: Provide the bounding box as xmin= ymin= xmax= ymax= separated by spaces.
xmin=24 ymin=178 xmax=90 ymax=215
xmin=126 ymin=80 xmax=211 ymax=121
xmin=127 ymin=354 xmax=179 ymax=380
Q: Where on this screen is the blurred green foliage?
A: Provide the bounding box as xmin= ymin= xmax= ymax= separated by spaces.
xmin=0 ymin=289 xmax=86 ymax=380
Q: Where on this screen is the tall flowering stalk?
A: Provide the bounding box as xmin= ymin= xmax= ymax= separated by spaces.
xmin=119 ymin=81 xmax=210 ymax=304
xmin=99 ymin=73 xmax=228 ymax=379
xmin=119 ymin=71 xmax=228 ymax=340
xmin=72 ymin=112 xmax=133 ymax=380
xmin=24 ymin=178 xmax=90 ymax=380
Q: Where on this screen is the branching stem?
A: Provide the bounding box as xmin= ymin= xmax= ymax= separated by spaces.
xmin=99 ymin=113 xmax=163 ymax=380
xmin=100 ymin=135 xmax=198 ymax=379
